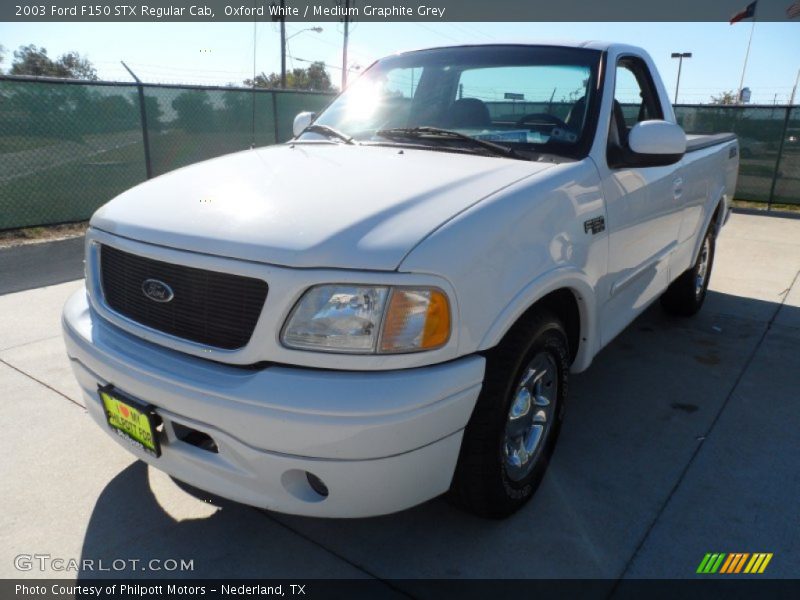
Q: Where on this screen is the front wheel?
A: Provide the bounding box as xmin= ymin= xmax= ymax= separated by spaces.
xmin=448 ymin=309 xmax=569 ymax=518
xmin=661 ymin=225 xmax=716 ymax=317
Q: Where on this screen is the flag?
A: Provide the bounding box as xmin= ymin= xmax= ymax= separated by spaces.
xmin=787 ymin=1 xmax=800 ymax=19
xmin=730 ymin=1 xmax=757 ymax=23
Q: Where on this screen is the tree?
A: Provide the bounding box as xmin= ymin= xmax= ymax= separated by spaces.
xmin=244 ymin=72 xmax=281 ymax=89
xmin=244 ymin=61 xmax=335 ymax=92
xmin=57 ymin=51 xmax=98 ymax=80
xmin=710 ymin=90 xmax=737 ymax=105
xmin=10 ymin=44 xmax=98 ymax=80
xmin=171 ymin=90 xmax=215 ymax=131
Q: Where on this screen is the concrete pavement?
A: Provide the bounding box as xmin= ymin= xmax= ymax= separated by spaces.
xmin=0 ymin=212 xmax=798 ymax=586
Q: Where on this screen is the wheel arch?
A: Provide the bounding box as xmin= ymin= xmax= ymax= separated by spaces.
xmin=692 ymin=189 xmax=728 ymax=264
xmin=478 ymin=269 xmax=598 ymax=373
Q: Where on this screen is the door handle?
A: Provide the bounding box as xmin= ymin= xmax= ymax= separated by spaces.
xmin=672 ymin=177 xmax=684 ymax=200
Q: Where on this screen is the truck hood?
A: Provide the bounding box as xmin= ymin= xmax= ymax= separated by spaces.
xmin=91 ymin=143 xmax=553 ymax=271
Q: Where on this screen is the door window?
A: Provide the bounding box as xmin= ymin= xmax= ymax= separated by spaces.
xmin=608 ymin=56 xmax=665 ymax=163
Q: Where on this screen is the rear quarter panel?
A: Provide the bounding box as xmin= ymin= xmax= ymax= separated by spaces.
xmin=671 ymin=139 xmax=739 ymax=277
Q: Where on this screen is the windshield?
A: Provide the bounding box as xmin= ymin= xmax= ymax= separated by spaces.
xmin=303 ymin=45 xmax=602 ymax=159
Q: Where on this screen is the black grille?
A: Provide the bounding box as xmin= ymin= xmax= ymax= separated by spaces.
xmin=100 ymin=244 xmax=268 ymax=350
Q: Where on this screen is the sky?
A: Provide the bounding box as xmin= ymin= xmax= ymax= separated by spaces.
xmin=1 ymin=20 xmax=799 ymax=104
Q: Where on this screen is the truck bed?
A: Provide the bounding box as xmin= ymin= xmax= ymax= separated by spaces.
xmin=686 ymin=133 xmax=737 ymax=153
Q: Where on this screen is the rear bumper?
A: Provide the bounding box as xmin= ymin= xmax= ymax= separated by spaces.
xmin=62 ymin=288 xmax=484 ymax=517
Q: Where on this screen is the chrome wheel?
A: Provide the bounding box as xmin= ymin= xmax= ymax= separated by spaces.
xmin=503 ymin=351 xmax=558 ymax=482
xmin=695 ymin=236 xmax=711 ymax=299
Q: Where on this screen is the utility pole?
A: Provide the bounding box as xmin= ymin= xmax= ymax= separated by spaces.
xmin=670 ymin=52 xmax=692 ymax=104
xmin=341 ymin=0 xmax=350 ymax=90
xmin=252 ymin=17 xmax=257 ymax=147
xmin=271 ymin=1 xmax=287 ymax=88
xmin=280 ymin=0 xmax=286 ymax=88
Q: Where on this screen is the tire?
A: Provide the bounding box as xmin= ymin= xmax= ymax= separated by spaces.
xmin=660 ymin=224 xmax=716 ymax=317
xmin=448 ymin=309 xmax=569 ymax=518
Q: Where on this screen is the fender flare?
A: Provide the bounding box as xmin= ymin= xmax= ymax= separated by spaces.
xmin=478 ymin=267 xmax=598 ymax=373
xmin=692 ymin=187 xmax=729 ymax=264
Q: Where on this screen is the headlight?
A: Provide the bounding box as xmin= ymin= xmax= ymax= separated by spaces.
xmin=281 ymin=284 xmax=451 ymax=354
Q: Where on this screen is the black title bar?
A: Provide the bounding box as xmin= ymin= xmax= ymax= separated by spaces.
xmin=4 ymin=0 xmax=800 ymax=22
xmin=5 ymin=579 xmax=800 ymax=600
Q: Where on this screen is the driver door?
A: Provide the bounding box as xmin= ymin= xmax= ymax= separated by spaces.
xmin=597 ymin=56 xmax=685 ymax=345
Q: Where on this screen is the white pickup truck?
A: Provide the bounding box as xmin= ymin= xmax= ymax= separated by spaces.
xmin=63 ymin=42 xmax=738 ymax=518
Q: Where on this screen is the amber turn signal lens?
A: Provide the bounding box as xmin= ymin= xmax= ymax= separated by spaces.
xmin=421 ymin=290 xmax=450 ymax=348
xmin=380 ymin=288 xmax=451 ymax=353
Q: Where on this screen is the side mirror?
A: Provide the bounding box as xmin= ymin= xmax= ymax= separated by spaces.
xmin=626 ymin=120 xmax=686 ymax=166
xmin=293 ymin=111 xmax=315 ymax=138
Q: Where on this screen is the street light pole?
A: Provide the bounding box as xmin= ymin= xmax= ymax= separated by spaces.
xmin=280 ymin=25 xmax=323 ymax=88
xmin=671 ymin=52 xmax=692 ymax=105
xmin=286 ymin=26 xmax=324 ymax=42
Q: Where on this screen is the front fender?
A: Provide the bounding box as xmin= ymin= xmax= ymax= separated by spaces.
xmin=399 ymin=159 xmax=606 ymax=374
xmin=478 ymin=267 xmax=599 ymax=373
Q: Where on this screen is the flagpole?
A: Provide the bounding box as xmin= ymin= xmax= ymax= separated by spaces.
xmin=737 ymin=16 xmax=756 ymax=104
xmin=790 ymin=68 xmax=800 ymax=106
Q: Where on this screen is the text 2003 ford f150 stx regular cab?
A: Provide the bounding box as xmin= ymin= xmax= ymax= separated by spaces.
xmin=63 ymin=42 xmax=738 ymax=518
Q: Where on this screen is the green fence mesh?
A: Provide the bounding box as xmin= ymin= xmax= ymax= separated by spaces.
xmin=0 ymin=78 xmax=333 ymax=230
xmin=0 ymin=79 xmax=147 ymax=230
xmin=0 ymin=76 xmax=796 ymax=231
xmin=145 ymin=86 xmax=265 ymax=177
xmin=142 ymin=87 xmax=331 ymax=177
xmin=674 ymin=105 xmax=799 ymax=206
xmin=770 ymin=109 xmax=799 ymax=207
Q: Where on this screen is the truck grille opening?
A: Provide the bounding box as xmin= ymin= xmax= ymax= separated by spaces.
xmin=99 ymin=244 xmax=267 ymax=350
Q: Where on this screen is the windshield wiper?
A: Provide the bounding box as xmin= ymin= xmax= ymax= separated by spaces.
xmin=301 ymin=124 xmax=355 ymax=145
xmin=375 ymin=126 xmax=523 ymax=159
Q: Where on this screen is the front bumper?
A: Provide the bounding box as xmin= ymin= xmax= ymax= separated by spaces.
xmin=62 ymin=288 xmax=485 ymax=517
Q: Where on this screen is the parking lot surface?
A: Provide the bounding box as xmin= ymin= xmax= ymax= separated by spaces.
xmin=1 ymin=212 xmax=798 ymax=585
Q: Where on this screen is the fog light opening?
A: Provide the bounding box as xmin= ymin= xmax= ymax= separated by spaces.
xmin=173 ymin=422 xmax=219 ymax=453
xmin=280 ymin=469 xmax=328 ymax=503
xmin=306 ymin=472 xmax=329 ymax=498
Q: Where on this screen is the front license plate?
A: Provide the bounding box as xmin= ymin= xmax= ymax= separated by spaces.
xmin=99 ymin=386 xmax=161 ymax=457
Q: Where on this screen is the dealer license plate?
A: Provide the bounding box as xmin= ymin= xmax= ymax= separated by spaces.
xmin=99 ymin=386 xmax=161 ymax=457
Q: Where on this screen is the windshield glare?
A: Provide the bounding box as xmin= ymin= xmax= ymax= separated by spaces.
xmin=305 ymin=45 xmax=601 ymax=158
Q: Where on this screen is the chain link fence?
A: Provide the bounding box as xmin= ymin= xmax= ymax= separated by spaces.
xmin=674 ymin=104 xmax=799 ymax=207
xmin=1 ymin=76 xmax=797 ymax=231
xmin=0 ymin=76 xmax=333 ymax=230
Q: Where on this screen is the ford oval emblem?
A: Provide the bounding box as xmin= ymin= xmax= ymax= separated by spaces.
xmin=141 ymin=279 xmax=174 ymax=303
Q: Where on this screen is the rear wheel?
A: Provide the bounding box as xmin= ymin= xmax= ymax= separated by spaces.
xmin=661 ymin=225 xmax=716 ymax=316
xmin=448 ymin=309 xmax=569 ymax=518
